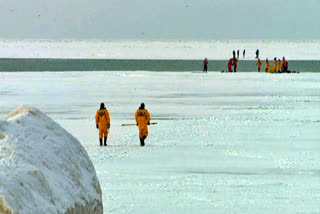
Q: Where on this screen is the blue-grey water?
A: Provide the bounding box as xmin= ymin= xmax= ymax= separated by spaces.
xmin=0 ymin=58 xmax=319 ymax=72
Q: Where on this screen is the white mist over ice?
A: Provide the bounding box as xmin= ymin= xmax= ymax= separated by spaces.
xmin=0 ymin=39 xmax=320 ymax=60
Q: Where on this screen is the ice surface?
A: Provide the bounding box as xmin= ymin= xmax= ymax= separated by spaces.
xmin=0 ymin=106 xmax=102 ymax=214
xmin=1 ymin=39 xmax=320 ymax=60
xmin=0 ymin=71 xmax=319 ymax=213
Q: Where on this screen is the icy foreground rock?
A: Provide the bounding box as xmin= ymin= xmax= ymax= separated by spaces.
xmin=0 ymin=106 xmax=103 ymax=214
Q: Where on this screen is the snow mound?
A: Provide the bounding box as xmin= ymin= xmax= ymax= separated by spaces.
xmin=0 ymin=106 xmax=103 ymax=214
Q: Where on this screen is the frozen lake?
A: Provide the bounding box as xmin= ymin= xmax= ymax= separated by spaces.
xmin=0 ymin=71 xmax=319 ymax=213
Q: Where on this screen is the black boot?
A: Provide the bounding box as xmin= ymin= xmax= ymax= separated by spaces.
xmin=140 ymin=138 xmax=145 ymax=147
xmin=104 ymin=137 xmax=107 ymax=146
xmin=99 ymin=138 xmax=102 ymax=146
xmin=141 ymin=136 xmax=147 ymax=147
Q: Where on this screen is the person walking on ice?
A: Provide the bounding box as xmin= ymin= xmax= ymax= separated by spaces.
xmin=203 ymin=57 xmax=208 ymax=73
xmin=135 ymin=103 xmax=151 ymax=147
xmin=95 ymin=103 xmax=110 ymax=146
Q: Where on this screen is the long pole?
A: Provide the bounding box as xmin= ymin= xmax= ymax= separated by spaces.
xmin=121 ymin=122 xmax=157 ymax=126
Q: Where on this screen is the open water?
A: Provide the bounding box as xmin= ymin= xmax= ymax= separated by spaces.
xmin=0 ymin=59 xmax=320 ymax=72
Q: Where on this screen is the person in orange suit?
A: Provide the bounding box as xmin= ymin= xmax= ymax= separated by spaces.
xmin=256 ymin=58 xmax=262 ymax=72
xmin=135 ymin=103 xmax=151 ymax=147
xmin=265 ymin=58 xmax=269 ymax=72
xmin=95 ymin=103 xmax=110 ymax=146
xmin=276 ymin=59 xmax=281 ymax=72
xmin=273 ymin=57 xmax=277 ymax=72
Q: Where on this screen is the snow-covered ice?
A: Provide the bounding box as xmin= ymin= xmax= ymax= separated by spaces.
xmin=1 ymin=39 xmax=320 ymax=60
xmin=0 ymin=71 xmax=319 ymax=213
xmin=0 ymin=106 xmax=102 ymax=214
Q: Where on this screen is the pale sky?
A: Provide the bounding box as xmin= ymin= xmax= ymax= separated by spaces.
xmin=0 ymin=0 xmax=319 ymax=40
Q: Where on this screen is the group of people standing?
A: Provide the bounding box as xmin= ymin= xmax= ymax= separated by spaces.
xmin=233 ymin=49 xmax=247 ymax=59
xmin=203 ymin=56 xmax=240 ymax=73
xmin=202 ymin=50 xmax=294 ymax=73
xmin=95 ymin=102 xmax=151 ymax=147
xmin=256 ymin=57 xmax=288 ymax=73
xmin=227 ymin=49 xmax=259 ymax=72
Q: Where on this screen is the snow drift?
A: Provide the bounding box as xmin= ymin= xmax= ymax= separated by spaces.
xmin=0 ymin=106 xmax=103 ymax=214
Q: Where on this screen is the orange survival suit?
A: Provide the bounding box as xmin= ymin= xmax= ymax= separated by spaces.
xmin=135 ymin=103 xmax=151 ymax=146
xmin=95 ymin=103 xmax=110 ymax=146
xmin=265 ymin=59 xmax=269 ymax=72
xmin=256 ymin=59 xmax=262 ymax=72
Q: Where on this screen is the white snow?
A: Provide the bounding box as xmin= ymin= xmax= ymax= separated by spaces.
xmin=1 ymin=39 xmax=320 ymax=60
xmin=0 ymin=106 xmax=102 ymax=214
xmin=0 ymin=71 xmax=320 ymax=213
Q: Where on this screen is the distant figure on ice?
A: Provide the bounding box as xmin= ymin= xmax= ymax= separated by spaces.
xmin=233 ymin=57 xmax=238 ymax=72
xmin=233 ymin=50 xmax=236 ymax=58
xmin=276 ymin=59 xmax=281 ymax=72
xmin=95 ymin=103 xmax=111 ymax=146
xmin=237 ymin=50 xmax=239 ymax=59
xmin=255 ymin=49 xmax=259 ymax=58
xmin=203 ymin=57 xmax=208 ymax=73
xmin=282 ymin=58 xmax=288 ymax=72
xmin=273 ymin=57 xmax=277 ymax=72
xmin=228 ymin=58 xmax=233 ymax=72
xmin=281 ymin=57 xmax=286 ymax=72
xmin=243 ymin=49 xmax=246 ymax=59
xmin=265 ymin=58 xmax=269 ymax=72
xmin=135 ymin=103 xmax=151 ymax=147
xmin=256 ymin=58 xmax=262 ymax=72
